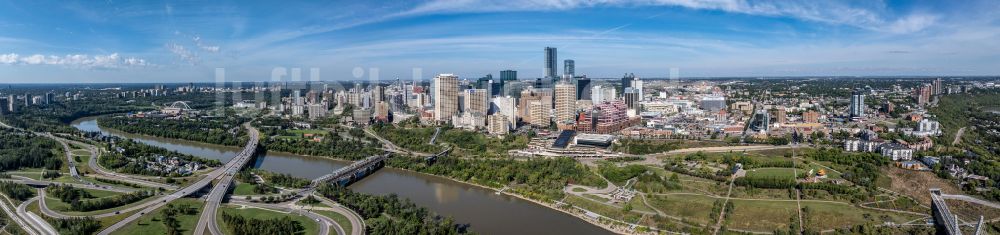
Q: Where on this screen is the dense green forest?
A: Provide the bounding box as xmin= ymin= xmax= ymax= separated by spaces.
xmin=0 ymin=128 xmax=62 ymax=171
xmin=318 ymin=185 xmax=471 ymax=235
xmin=98 ymin=115 xmax=248 ymax=146
xmin=0 ymin=181 xmax=36 ymax=201
xmin=50 ymin=217 xmax=102 ymax=235
xmin=388 ymin=156 xmax=605 ymax=201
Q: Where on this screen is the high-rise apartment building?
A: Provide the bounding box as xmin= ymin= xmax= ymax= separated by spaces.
xmin=933 ymin=78 xmax=943 ymax=95
xmin=915 ymin=84 xmax=932 ymax=105
xmin=849 ymin=89 xmax=865 ymax=118
xmin=544 ymin=47 xmax=557 ymax=79
xmin=433 ymin=74 xmax=459 ymax=122
xmin=462 ymin=88 xmax=489 ymax=115
xmin=554 ymin=81 xmax=577 ymax=124
xmin=528 ymin=101 xmax=548 ymax=127
xmin=7 ymin=95 xmax=15 ymax=113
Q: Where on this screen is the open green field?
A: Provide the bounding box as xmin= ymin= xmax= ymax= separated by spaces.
xmin=71 ymin=149 xmax=91 ymax=156
xmin=232 ymin=181 xmax=255 ymax=195
xmin=746 ymin=168 xmax=797 ymax=178
xmin=726 ymin=199 xmax=800 ymax=231
xmin=110 ymin=198 xmax=204 ymax=235
xmin=314 ymin=210 xmax=353 ymax=234
xmin=217 ymin=205 xmax=319 ymax=235
xmin=800 ymin=201 xmax=922 ymax=230
xmin=9 ymin=168 xmax=43 ymax=180
xmin=645 ymin=194 xmax=717 ymax=226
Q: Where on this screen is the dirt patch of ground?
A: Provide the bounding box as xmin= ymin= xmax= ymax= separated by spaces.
xmin=945 ymin=199 xmax=1000 ymax=222
xmin=885 ymin=167 xmax=962 ymax=205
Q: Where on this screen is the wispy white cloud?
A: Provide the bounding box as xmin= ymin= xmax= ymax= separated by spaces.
xmin=402 ymin=0 xmax=937 ymax=34
xmin=165 ymin=43 xmax=198 ymax=64
xmin=192 ymin=36 xmax=220 ymax=53
xmin=0 ymin=53 xmax=149 ymax=69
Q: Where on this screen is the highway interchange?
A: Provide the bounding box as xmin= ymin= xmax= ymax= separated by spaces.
xmin=0 ymin=122 xmax=366 ymax=235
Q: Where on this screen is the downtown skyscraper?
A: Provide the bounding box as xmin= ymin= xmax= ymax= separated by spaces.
xmin=544 ymin=47 xmax=557 ymax=79
xmin=563 ymin=59 xmax=574 ymax=77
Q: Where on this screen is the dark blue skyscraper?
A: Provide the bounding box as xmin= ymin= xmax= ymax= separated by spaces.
xmin=544 ymin=47 xmax=557 ymax=79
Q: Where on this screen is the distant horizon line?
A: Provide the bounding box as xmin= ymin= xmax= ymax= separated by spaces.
xmin=2 ymin=75 xmax=998 ymax=86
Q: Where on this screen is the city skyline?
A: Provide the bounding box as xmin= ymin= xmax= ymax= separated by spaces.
xmin=2 ymin=0 xmax=1000 ymax=83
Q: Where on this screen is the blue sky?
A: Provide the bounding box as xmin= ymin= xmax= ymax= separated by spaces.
xmin=1 ymin=0 xmax=999 ymax=83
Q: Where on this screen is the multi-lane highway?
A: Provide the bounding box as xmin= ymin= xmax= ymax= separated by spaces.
xmin=0 ymin=194 xmax=43 ymax=235
xmin=193 ymin=123 xmax=260 ymax=235
xmin=98 ymin=123 xmax=259 ymax=235
xmin=17 ymin=197 xmax=57 ymax=235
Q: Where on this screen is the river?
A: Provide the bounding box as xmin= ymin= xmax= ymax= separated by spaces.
xmin=71 ymin=116 xmax=611 ymax=235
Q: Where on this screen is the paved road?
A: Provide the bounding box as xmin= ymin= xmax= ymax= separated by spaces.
xmin=1 ymin=121 xmax=177 ymax=190
xmin=313 ymin=193 xmax=365 ymax=235
xmin=48 ymin=134 xmax=81 ymax=181
xmin=194 ymin=123 xmax=260 ymax=235
xmin=17 ymin=197 xmax=57 ymax=235
xmin=67 ymin=137 xmax=179 ymax=190
xmin=2 ymin=177 xmax=136 ymax=193
xmin=98 ymin=124 xmax=259 ymax=235
xmin=0 ymin=194 xmax=42 ymax=235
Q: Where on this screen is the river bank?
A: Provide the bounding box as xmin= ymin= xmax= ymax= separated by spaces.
xmin=71 ymin=116 xmax=614 ymax=235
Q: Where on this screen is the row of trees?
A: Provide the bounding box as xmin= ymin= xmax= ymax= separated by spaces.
xmin=219 ymin=212 xmax=304 ymax=235
xmin=733 ymin=176 xmax=798 ymax=189
xmin=318 ymin=185 xmax=472 ymax=235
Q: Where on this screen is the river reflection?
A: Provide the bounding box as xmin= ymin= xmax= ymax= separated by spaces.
xmin=71 ymin=116 xmax=611 ymax=235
